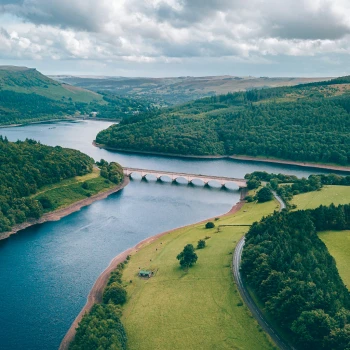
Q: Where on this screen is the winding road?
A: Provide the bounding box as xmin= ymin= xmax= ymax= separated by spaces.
xmin=232 ymin=191 xmax=291 ymax=350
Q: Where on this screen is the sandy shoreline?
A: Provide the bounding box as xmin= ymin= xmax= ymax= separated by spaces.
xmin=93 ymin=142 xmax=350 ymax=173
xmin=59 ymin=188 xmax=247 ymax=350
xmin=0 ymin=177 xmax=130 ymax=242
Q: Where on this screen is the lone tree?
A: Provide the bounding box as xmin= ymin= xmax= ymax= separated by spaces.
xmin=177 ymin=244 xmax=198 ymax=269
xmin=205 ymin=221 xmax=215 ymax=229
xmin=197 ymin=239 xmax=206 ymax=249
xmin=257 ymin=187 xmax=273 ymax=203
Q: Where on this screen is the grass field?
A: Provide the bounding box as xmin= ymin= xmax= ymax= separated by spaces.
xmin=292 ymin=185 xmax=350 ymax=289
xmin=291 ymin=185 xmax=350 ymax=210
xmin=319 ymin=230 xmax=350 ymax=289
xmin=120 ymin=198 xmax=279 ymax=350
xmin=32 ymin=168 xmax=115 ymax=211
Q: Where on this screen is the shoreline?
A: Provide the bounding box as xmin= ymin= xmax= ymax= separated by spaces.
xmin=93 ymin=142 xmax=350 ymax=173
xmin=59 ymin=189 xmax=247 ymax=350
xmin=0 ymin=177 xmax=130 ymax=242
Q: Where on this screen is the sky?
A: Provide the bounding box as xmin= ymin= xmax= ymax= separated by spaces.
xmin=1 ymin=0 xmax=350 ymax=77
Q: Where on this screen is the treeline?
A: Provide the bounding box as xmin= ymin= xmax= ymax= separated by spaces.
xmin=241 ymin=205 xmax=350 ymax=350
xmin=0 ymin=90 xmax=154 ymax=125
xmin=245 ymin=172 xmax=350 ymax=207
xmin=70 ymin=260 xmax=129 ymax=350
xmin=0 ymin=137 xmax=94 ymax=232
xmin=96 ymin=80 xmax=350 ymax=166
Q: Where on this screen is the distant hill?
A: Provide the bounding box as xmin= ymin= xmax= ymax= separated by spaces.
xmin=52 ymin=75 xmax=331 ymax=106
xmin=0 ymin=66 xmax=152 ymax=125
xmin=96 ymin=77 xmax=350 ymax=166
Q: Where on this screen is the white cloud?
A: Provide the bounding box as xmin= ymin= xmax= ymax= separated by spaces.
xmin=1 ymin=0 xmax=350 ymax=75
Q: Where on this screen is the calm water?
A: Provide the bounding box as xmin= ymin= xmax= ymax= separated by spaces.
xmin=0 ymin=120 xmax=346 ymax=350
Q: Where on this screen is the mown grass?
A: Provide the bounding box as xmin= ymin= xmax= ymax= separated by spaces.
xmin=32 ymin=169 xmax=115 ymax=212
xmin=319 ymin=230 xmax=350 ymax=289
xmin=291 ymin=185 xmax=350 ymax=210
xmin=120 ymin=197 xmax=278 ymax=350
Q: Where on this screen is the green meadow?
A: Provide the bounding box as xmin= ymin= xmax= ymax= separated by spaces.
xmin=319 ymin=230 xmax=350 ymax=288
xmin=32 ymin=168 xmax=116 ymax=212
xmin=291 ymin=185 xmax=350 ymax=210
xmin=121 ymin=198 xmax=279 ymax=350
xmin=292 ymin=185 xmax=350 ymax=289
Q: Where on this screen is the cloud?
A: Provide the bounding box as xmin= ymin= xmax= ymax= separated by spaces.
xmin=1 ymin=0 xmax=350 ymax=73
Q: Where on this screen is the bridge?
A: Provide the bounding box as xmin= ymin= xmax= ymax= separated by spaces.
xmin=123 ymin=167 xmax=247 ymax=188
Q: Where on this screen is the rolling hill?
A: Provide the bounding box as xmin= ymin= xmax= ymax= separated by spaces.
xmin=0 ymin=66 xmax=152 ymax=125
xmin=52 ymin=75 xmax=330 ymax=106
xmin=96 ymin=76 xmax=350 ymax=166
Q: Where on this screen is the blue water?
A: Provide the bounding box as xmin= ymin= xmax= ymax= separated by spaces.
xmin=0 ymin=120 xmax=346 ymax=350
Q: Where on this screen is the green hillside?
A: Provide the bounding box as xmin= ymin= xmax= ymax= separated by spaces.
xmin=96 ymin=78 xmax=350 ymax=166
xmin=0 ymin=66 xmax=153 ymax=125
xmin=0 ymin=66 xmax=102 ymax=103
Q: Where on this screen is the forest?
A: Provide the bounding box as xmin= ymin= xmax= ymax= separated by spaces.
xmin=241 ymin=205 xmax=350 ymax=349
xmin=96 ymin=79 xmax=350 ymax=166
xmin=0 ymin=137 xmax=94 ymax=233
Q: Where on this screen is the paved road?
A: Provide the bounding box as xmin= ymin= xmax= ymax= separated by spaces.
xmin=232 ymin=191 xmax=291 ymax=350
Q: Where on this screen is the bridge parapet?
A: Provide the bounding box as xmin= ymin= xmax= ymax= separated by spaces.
xmin=123 ymin=167 xmax=247 ymax=188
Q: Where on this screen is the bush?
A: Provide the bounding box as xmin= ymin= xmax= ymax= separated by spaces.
xmin=197 ymin=239 xmax=206 ymax=249
xmin=37 ymin=195 xmax=53 ymax=209
xmin=103 ymin=282 xmax=127 ymax=305
xmin=245 ymin=195 xmax=255 ymax=202
xmin=256 ymin=187 xmax=273 ymax=203
xmin=81 ymin=181 xmax=89 ymax=189
xmin=205 ymin=222 xmax=215 ymax=229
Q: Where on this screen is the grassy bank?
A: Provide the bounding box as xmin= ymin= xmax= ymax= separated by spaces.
xmin=119 ymin=198 xmax=279 ymax=350
xmin=32 ymin=168 xmax=115 ymax=212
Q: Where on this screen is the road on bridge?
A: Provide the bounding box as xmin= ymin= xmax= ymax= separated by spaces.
xmin=232 ymin=191 xmax=291 ymax=350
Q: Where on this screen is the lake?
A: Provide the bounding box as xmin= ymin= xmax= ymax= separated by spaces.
xmin=0 ymin=120 xmax=344 ymax=350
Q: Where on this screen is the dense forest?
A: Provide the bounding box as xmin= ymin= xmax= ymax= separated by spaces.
xmin=96 ymin=79 xmax=350 ymax=166
xmin=0 ymin=137 xmax=94 ymax=232
xmin=241 ymin=205 xmax=350 ymax=349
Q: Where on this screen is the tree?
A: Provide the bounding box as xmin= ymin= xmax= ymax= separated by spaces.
xmin=256 ymin=187 xmax=273 ymax=203
xmin=205 ymin=222 xmax=215 ymax=229
xmin=103 ymin=282 xmax=127 ymax=305
xmin=247 ymin=177 xmax=261 ymax=190
xmin=197 ymin=239 xmax=206 ymax=249
xmin=176 ymin=244 xmax=198 ymax=269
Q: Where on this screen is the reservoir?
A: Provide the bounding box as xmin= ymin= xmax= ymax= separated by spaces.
xmin=0 ymin=120 xmax=344 ymax=350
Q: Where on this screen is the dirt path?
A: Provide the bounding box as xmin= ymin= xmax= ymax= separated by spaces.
xmin=59 ymin=191 xmax=247 ymax=350
xmin=0 ymin=178 xmax=130 ymax=241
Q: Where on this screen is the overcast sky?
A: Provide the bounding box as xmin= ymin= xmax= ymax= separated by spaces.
xmin=1 ymin=0 xmax=350 ymax=77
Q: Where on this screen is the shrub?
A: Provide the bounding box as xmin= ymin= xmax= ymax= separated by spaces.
xmin=103 ymin=282 xmax=127 ymax=305
xmin=197 ymin=239 xmax=206 ymax=249
xmin=245 ymin=195 xmax=255 ymax=202
xmin=38 ymin=195 xmax=53 ymax=209
xmin=205 ymin=222 xmax=215 ymax=229
xmin=81 ymin=181 xmax=89 ymax=189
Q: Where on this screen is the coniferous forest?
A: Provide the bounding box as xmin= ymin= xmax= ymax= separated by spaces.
xmin=0 ymin=137 xmax=94 ymax=232
xmin=241 ymin=205 xmax=350 ymax=350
